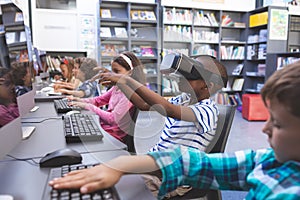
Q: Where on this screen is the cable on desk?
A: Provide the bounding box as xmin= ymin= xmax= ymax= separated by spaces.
xmin=5 ymin=155 xmax=40 ymax=166
xmin=21 ymin=117 xmax=61 ymax=123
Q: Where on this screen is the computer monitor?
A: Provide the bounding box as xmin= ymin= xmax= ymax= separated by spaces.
xmin=0 ymin=67 xmax=22 ymax=160
xmin=11 ymin=61 xmax=37 ymax=139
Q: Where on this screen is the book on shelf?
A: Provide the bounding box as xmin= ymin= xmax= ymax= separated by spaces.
xmin=138 ymin=11 xmax=147 ymax=20
xmin=100 ymin=27 xmax=112 ymax=37
xmin=101 ymin=44 xmax=117 ymax=56
xmin=100 ymin=9 xmax=112 ymax=18
xmin=114 ymin=27 xmax=127 ymax=38
xmin=232 ymin=78 xmax=244 ymax=91
xmin=145 ymin=11 xmax=156 ymax=20
xmin=14 ymin=12 xmax=24 ymax=22
xmin=19 ymin=31 xmax=26 ymax=42
xmin=140 ymin=46 xmax=155 ymax=57
xmin=5 ymin=32 xmax=16 ymax=44
xmin=131 ymin=10 xmax=139 ymax=20
xmin=232 ymin=64 xmax=244 ymax=75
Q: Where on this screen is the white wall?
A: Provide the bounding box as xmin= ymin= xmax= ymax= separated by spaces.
xmin=30 ymin=0 xmax=99 ymax=59
xmin=161 ymin=0 xmax=255 ymax=11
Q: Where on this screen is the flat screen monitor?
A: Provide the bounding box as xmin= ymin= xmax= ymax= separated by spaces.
xmin=11 ymin=61 xmax=37 ymax=139
xmin=0 ymin=67 xmax=22 ymax=160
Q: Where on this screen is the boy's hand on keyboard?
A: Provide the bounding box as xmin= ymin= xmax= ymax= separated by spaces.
xmin=49 ymin=163 xmax=123 ymax=194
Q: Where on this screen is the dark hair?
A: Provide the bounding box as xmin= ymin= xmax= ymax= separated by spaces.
xmin=194 ymin=55 xmax=228 ymax=94
xmin=79 ymin=58 xmax=98 ymax=80
xmin=261 ymin=60 xmax=300 ymax=118
xmin=74 ymin=57 xmax=86 ymax=67
xmin=113 ymin=51 xmax=146 ymax=84
xmin=0 ymin=67 xmax=11 ymax=79
xmin=10 ymin=61 xmax=32 ymax=86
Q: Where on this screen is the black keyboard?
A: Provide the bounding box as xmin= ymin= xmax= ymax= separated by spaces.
xmin=63 ymin=114 xmax=103 ymax=143
xmin=54 ymin=99 xmax=81 ymax=113
xmin=43 ymin=164 xmax=120 ymax=200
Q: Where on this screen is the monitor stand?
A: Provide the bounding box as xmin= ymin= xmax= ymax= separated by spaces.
xmin=22 ymin=126 xmax=36 ymax=140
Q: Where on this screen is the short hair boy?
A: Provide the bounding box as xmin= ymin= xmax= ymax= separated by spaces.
xmin=97 ymin=54 xmax=228 ymax=153
xmin=50 ymin=61 xmax=300 ymax=199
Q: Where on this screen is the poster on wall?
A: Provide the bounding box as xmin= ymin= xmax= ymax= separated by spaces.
xmin=192 ymin=0 xmax=224 ymax=3
xmin=269 ymin=9 xmax=289 ymax=40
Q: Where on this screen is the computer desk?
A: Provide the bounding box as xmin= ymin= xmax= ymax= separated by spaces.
xmin=12 ymin=101 xmax=127 ymax=159
xmin=0 ymin=150 xmax=155 ymax=200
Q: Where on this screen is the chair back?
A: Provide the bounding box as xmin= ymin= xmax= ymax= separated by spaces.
xmin=123 ymin=107 xmax=140 ymax=154
xmin=205 ymin=104 xmax=236 ymax=153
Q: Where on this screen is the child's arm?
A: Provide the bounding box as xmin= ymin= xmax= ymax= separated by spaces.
xmin=49 ymin=155 xmax=161 ymax=194
xmin=149 ymin=146 xmax=258 ymax=199
xmin=101 ymin=73 xmax=197 ymax=122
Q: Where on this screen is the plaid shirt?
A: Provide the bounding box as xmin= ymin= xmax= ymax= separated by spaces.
xmin=76 ymin=80 xmax=98 ymax=98
xmin=148 ymin=146 xmax=300 ymax=200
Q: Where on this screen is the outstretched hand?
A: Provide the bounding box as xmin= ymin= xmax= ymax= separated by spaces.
xmin=49 ymin=164 xmax=123 ymax=194
xmin=100 ymin=72 xmax=128 ymax=85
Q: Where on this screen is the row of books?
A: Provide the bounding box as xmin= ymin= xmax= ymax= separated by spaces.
xmin=131 ymin=10 xmax=156 ymax=21
xmin=192 ymin=44 xmax=217 ymax=58
xmin=247 ymin=44 xmax=266 ymax=60
xmin=101 ymin=44 xmax=127 ymax=57
xmin=277 ymin=56 xmax=300 ymax=70
xmin=194 ymin=11 xmax=218 ymax=26
xmin=192 ymin=30 xmax=219 ymax=43
xmin=215 ymin=92 xmax=242 ymax=106
xmin=221 ymin=15 xmax=246 ymax=28
xmin=100 ymin=27 xmax=127 ymax=38
xmin=164 ymin=8 xmax=193 ymax=24
xmin=163 ymin=48 xmax=189 ymax=56
xmin=223 ymin=78 xmax=244 ymax=92
xmin=220 ymin=45 xmax=245 ymax=60
xmin=247 ymin=29 xmax=267 ymax=43
xmin=100 ymin=9 xmax=156 ymax=21
xmin=162 ymin=77 xmax=179 ymax=95
xmin=289 ymin=16 xmax=300 ymax=31
xmin=101 ymin=44 xmax=156 ymax=57
xmin=164 ymin=25 xmax=192 ymax=42
xmin=5 ymin=31 xmax=26 ymax=44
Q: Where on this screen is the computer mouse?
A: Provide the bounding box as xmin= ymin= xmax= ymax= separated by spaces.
xmin=39 ymin=148 xmax=82 ymax=168
xmin=65 ymin=110 xmax=81 ymax=116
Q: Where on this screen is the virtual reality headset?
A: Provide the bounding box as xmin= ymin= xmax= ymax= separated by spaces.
xmin=160 ymin=53 xmax=226 ymax=86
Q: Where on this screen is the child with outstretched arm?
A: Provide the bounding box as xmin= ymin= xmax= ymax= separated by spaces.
xmin=50 ymin=60 xmax=300 ymax=200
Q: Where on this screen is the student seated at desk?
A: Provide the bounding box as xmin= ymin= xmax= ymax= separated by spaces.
xmin=56 ymin=58 xmax=98 ymax=98
xmin=53 ymin=57 xmax=84 ymax=91
xmin=93 ymin=54 xmax=228 ymax=197
xmin=68 ymin=52 xmax=146 ymax=143
xmin=53 ymin=57 xmax=75 ymax=83
xmin=11 ymin=61 xmax=33 ymax=96
xmin=50 ymin=60 xmax=300 ymax=200
xmin=96 ymin=55 xmax=227 ymax=152
xmin=0 ymin=67 xmax=19 ymax=127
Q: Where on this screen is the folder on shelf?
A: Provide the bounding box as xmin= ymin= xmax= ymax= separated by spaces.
xmin=249 ymin=12 xmax=268 ymax=27
xmin=100 ymin=9 xmax=112 ymax=18
xmin=232 ymin=78 xmax=244 ymax=91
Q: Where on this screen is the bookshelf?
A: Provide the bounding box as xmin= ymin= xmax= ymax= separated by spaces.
xmin=265 ymin=52 xmax=300 ymax=81
xmin=288 ymin=14 xmax=300 ymax=53
xmin=99 ymin=0 xmax=161 ymax=94
xmin=244 ymin=6 xmax=288 ymax=94
xmin=0 ymin=3 xmax=29 ymax=64
xmin=161 ymin=5 xmax=247 ymax=99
